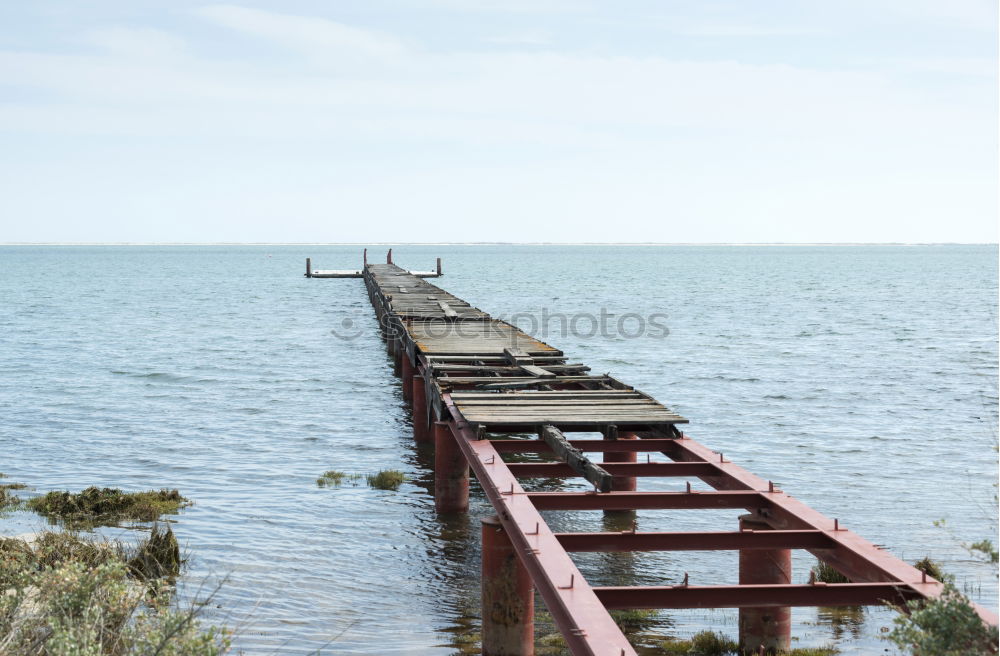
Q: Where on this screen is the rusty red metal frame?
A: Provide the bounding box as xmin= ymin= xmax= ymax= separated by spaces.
xmin=356 ymin=260 xmax=998 ymax=656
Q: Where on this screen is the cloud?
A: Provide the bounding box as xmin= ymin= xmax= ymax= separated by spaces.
xmin=0 ymin=4 xmax=994 ymax=242
xmin=674 ymin=24 xmax=826 ymax=37
xmin=485 ymin=31 xmax=551 ymax=46
xmin=85 ymin=27 xmax=188 ymax=59
xmin=195 ymin=4 xmax=406 ymax=59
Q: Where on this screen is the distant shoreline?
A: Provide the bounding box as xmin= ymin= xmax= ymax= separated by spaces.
xmin=1 ymin=242 xmax=997 ymax=247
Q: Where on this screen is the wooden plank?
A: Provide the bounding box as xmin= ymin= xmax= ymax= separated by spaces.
xmin=519 ymin=364 xmax=556 ymax=378
xmin=540 ymin=425 xmax=613 ymax=492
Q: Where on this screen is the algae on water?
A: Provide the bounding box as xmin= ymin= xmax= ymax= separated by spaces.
xmin=26 ymin=486 xmax=190 ymax=526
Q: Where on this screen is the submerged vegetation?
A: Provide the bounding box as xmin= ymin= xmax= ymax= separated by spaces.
xmin=659 ymin=630 xmax=738 ymax=655
xmin=0 ymin=486 xmax=18 ymax=510
xmin=316 ymin=469 xmax=407 ymax=491
xmin=366 ymin=469 xmax=406 ymax=491
xmin=27 ymin=487 xmax=190 ymax=526
xmin=658 ymin=631 xmax=838 ymax=655
xmin=0 ymin=473 xmax=27 ymax=510
xmin=316 ymin=470 xmax=347 ymax=487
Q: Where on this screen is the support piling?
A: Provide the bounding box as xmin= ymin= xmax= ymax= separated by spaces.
xmin=481 ymin=515 xmax=535 ymax=656
xmin=412 ymin=375 xmax=431 ymax=443
xmin=401 ymin=353 xmax=413 ymax=402
xmin=738 ymin=514 xmax=792 ymax=654
xmin=434 ymin=422 xmax=469 ymax=512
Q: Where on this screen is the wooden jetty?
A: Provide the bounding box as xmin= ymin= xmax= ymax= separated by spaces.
xmin=315 ymin=252 xmax=998 ymax=656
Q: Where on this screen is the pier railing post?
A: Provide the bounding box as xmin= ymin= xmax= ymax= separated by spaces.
xmin=434 ymin=422 xmax=469 ymax=512
xmin=481 ymin=515 xmax=534 ymax=656
xmin=738 ymin=514 xmax=792 ymax=654
xmin=412 ymin=375 xmax=431 ymax=443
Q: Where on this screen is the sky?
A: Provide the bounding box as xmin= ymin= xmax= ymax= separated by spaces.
xmin=0 ymin=1 xmax=996 ymax=243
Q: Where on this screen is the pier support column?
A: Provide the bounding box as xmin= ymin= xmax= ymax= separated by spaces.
xmin=306 ymin=258 xmax=312 ymax=278
xmin=481 ymin=516 xmax=534 ymax=656
xmin=400 ymin=352 xmax=413 ymax=401
xmin=738 ymin=514 xmax=792 ymax=654
xmin=434 ymin=422 xmax=469 ymax=512
xmin=412 ymin=375 xmax=431 ymax=443
xmin=605 ymin=431 xmax=638 ymax=492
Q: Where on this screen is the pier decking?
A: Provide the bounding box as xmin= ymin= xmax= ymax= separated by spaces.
xmin=316 ymin=254 xmax=998 ymax=655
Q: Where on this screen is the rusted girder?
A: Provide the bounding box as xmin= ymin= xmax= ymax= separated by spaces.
xmin=490 ymin=438 xmax=683 ymax=453
xmin=527 ymin=490 xmax=765 ymax=511
xmin=593 ymin=582 xmax=919 ymax=609
xmin=505 ymin=461 xmax=720 ymax=478
xmin=554 ymin=529 xmax=832 ymax=552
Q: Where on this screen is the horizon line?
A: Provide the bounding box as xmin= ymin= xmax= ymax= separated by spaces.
xmin=1 ymin=241 xmax=997 ymax=247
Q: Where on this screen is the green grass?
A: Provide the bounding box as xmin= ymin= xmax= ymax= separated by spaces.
xmin=811 ymin=560 xmax=850 ymax=583
xmin=913 ymin=556 xmax=945 ymax=581
xmin=316 ymin=470 xmax=347 ymax=487
xmin=0 ymin=486 xmax=19 ymax=510
xmin=657 ymin=631 xmax=839 ymax=656
xmin=26 ymin=486 xmax=190 ymax=526
xmin=609 ymin=607 xmax=659 ymax=630
xmin=659 ymin=630 xmax=738 ymax=655
xmin=366 ymin=469 xmax=406 ymax=491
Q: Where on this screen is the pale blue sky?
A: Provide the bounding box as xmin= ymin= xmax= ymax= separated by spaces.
xmin=1 ymin=1 xmax=996 ymax=243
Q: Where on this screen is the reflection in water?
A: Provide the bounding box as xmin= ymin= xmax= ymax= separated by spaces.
xmin=816 ymin=606 xmax=866 ymax=641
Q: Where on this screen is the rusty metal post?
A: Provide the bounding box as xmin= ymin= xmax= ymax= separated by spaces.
xmin=412 ymin=375 xmax=431 ymax=443
xmin=434 ymin=422 xmax=469 ymax=512
xmin=481 ymin=515 xmax=534 ymax=656
xmin=363 ymin=248 xmax=367 ymax=266
xmin=605 ymin=431 xmax=638 ymax=492
xmin=305 ymin=258 xmax=312 ymax=278
xmin=738 ymin=514 xmax=792 ymax=654
xmin=400 ymin=352 xmax=413 ymax=402
xmin=387 ymin=248 xmax=393 ymax=264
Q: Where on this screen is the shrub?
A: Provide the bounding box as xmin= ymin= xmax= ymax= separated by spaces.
xmin=913 ymin=557 xmax=946 ymax=582
xmin=888 ymin=583 xmax=999 ymax=656
xmin=0 ymin=531 xmax=229 ymax=655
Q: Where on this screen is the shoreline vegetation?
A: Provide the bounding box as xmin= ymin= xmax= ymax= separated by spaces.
xmin=0 ymin=477 xmax=230 ymax=655
xmin=3 ymin=473 xmax=996 ymax=655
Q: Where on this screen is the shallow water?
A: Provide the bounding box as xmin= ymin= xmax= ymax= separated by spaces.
xmin=1 ymin=245 xmax=996 ymax=654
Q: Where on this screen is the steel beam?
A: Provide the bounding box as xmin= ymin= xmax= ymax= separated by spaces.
xmin=593 ymin=582 xmax=918 ymax=609
xmin=506 ymin=461 xmax=719 ymax=478
xmin=490 ymin=438 xmax=682 ymax=453
xmin=554 ymin=530 xmax=832 ymax=552
xmin=527 ymin=490 xmax=764 ymax=511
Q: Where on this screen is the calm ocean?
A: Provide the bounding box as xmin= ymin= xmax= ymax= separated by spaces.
xmin=1 ymin=245 xmax=997 ymax=654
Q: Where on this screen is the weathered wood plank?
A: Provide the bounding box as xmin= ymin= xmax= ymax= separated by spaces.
xmin=540 ymin=425 xmax=613 ymax=492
